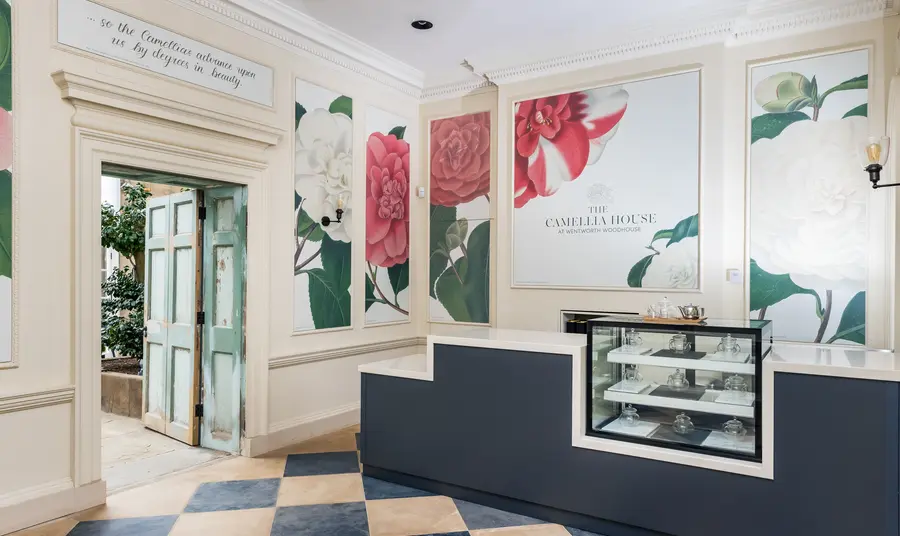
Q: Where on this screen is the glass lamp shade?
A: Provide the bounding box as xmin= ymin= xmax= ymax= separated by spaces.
xmin=859 ymin=136 xmax=890 ymax=168
xmin=335 ymin=190 xmax=350 ymax=211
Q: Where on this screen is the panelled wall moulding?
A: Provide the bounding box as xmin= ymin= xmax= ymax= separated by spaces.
xmin=176 ymin=0 xmax=424 ymax=98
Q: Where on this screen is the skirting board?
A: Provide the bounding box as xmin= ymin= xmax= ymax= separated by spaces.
xmin=243 ymin=402 xmax=360 ymax=457
xmin=0 ymin=478 xmax=106 ymax=535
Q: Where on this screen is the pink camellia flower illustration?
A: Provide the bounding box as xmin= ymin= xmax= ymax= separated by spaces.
xmin=514 ymin=87 xmax=628 ymax=208
xmin=430 ymin=112 xmax=491 ymax=207
xmin=0 ymin=109 xmax=12 ymax=170
xmin=366 ymin=132 xmax=410 ymax=268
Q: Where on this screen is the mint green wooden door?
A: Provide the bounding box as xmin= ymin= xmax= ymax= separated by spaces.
xmin=142 ymin=191 xmax=202 ymax=445
xmin=200 ymin=187 xmax=246 ymax=453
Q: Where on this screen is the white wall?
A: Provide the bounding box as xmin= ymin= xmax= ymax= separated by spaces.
xmin=0 ymin=0 xmax=424 ymax=532
xmin=422 ymin=18 xmax=898 ymax=350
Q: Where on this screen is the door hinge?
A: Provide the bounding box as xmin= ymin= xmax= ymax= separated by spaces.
xmin=195 ymin=403 xmax=203 ymax=418
xmin=197 ymin=311 xmax=205 ymax=325
xmin=198 ymin=205 xmax=206 ymax=221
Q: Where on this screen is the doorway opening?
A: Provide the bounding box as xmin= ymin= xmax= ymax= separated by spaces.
xmin=99 ymin=163 xmax=248 ymax=492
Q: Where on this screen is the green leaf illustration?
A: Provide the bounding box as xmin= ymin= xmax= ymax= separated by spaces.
xmin=305 ymin=268 xmax=351 ymax=329
xmin=319 ymin=233 xmax=351 ymax=294
xmin=445 ymin=218 xmax=469 ymax=250
xmin=842 ymin=103 xmax=867 ymax=119
xmin=435 ymin=257 xmax=471 ymax=322
xmin=365 ymin=274 xmax=376 ymax=312
xmin=749 ymin=259 xmax=822 ymax=315
xmin=388 ymin=126 xmax=406 ymax=140
xmin=666 ymin=214 xmax=698 ymax=247
xmin=387 ymin=260 xmax=409 ymax=297
xmin=826 ymin=291 xmax=865 ymax=345
xmin=0 ymin=169 xmax=10 ymax=278
xmin=818 ymin=74 xmax=868 ymax=107
xmin=649 ymin=229 xmax=673 ymax=246
xmin=462 ymin=221 xmax=490 ymax=323
xmin=329 ymin=96 xmax=353 ymax=119
xmin=751 ymin=112 xmax=810 ymax=143
xmin=429 ymin=205 xmax=456 ymax=298
xmin=0 ymin=1 xmax=10 ymax=112
xmin=627 ymin=254 xmax=655 ymax=288
xmin=296 ymin=203 xmax=324 ymax=242
xmin=753 ymin=72 xmax=814 ymax=113
xmin=295 ymin=103 xmax=307 ymax=131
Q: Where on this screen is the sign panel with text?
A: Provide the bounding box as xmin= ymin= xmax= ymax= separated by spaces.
xmin=512 ymin=70 xmax=700 ymax=290
xmin=58 ymin=0 xmax=274 ymax=106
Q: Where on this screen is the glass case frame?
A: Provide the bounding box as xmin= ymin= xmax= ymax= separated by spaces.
xmin=586 ymin=316 xmax=773 ymax=463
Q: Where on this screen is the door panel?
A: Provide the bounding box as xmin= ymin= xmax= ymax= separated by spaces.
xmin=142 ymin=191 xmax=201 ymax=445
xmin=200 ymin=187 xmax=246 ymax=453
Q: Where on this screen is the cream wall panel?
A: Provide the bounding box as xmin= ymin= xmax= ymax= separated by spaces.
xmin=0 ymin=403 xmax=72 ymax=497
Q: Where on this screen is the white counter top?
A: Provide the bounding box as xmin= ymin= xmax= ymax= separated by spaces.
xmin=767 ymin=343 xmax=900 ymax=382
xmin=357 ymin=354 xmax=429 ymax=381
xmin=427 ymin=326 xmax=586 ymax=354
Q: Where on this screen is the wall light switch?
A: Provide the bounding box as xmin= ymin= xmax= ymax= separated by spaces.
xmin=417 ymin=186 xmax=426 ymax=198
xmin=726 ymin=269 xmax=742 ymax=284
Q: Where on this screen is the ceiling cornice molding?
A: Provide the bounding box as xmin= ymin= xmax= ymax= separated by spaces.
xmin=178 ymin=0 xmax=425 ymax=98
xmin=422 ymin=0 xmax=892 ymax=101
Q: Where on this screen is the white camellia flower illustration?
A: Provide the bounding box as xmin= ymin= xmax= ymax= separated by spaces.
xmin=750 ymin=116 xmax=867 ymax=290
xmin=294 ymin=108 xmax=353 ymax=242
xmin=643 ymin=237 xmax=699 ymax=289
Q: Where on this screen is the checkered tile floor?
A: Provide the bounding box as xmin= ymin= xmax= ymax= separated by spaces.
xmin=13 ymin=427 xmax=603 ymax=536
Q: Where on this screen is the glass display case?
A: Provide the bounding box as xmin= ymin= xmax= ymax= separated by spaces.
xmin=587 ymin=316 xmax=773 ymax=462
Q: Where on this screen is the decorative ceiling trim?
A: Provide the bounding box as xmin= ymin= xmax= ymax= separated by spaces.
xmin=180 ymin=0 xmax=424 ymax=98
xmin=422 ymin=0 xmax=892 ymax=101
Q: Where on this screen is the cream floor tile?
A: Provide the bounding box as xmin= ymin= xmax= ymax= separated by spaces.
xmin=366 ymin=496 xmax=468 ymax=536
xmin=73 ymin=475 xmax=201 ymax=520
xmin=265 ymin=426 xmax=358 ymax=457
xmin=175 ymin=454 xmax=287 ymax=482
xmin=277 ymin=473 xmax=364 ymax=506
xmin=470 ymin=525 xmax=572 ymax=536
xmin=168 ymin=507 xmax=276 ymax=536
xmin=8 ymin=517 xmax=78 ymax=536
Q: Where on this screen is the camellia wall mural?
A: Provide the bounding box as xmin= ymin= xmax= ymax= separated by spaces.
xmin=512 ymin=71 xmax=700 ymax=289
xmin=429 ymin=112 xmax=491 ymax=324
xmin=365 ymin=107 xmax=410 ymax=325
xmin=293 ymin=79 xmax=353 ymax=332
xmin=749 ymin=49 xmax=868 ymax=344
xmin=0 ymin=0 xmax=11 ymax=363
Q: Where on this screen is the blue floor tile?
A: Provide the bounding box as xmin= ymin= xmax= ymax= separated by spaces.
xmin=283 ymin=451 xmax=360 ymax=477
xmin=184 ymin=478 xmax=280 ymax=512
xmin=452 ymin=499 xmax=543 ymax=530
xmin=271 ymin=502 xmax=369 ymax=536
xmin=362 ymin=476 xmax=435 ymax=500
xmin=68 ymin=516 xmax=178 ymax=536
xmin=567 ymin=528 xmax=605 ymax=536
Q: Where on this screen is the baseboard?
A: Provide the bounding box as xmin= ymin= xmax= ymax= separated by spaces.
xmin=0 ymin=478 xmax=106 ymax=535
xmin=244 ymin=402 xmax=360 ymax=457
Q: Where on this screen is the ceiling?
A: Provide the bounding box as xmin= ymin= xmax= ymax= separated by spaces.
xmin=230 ymin=0 xmax=890 ymax=92
xmin=281 ymin=0 xmax=753 ymax=87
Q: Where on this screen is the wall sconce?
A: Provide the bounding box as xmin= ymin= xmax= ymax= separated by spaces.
xmin=859 ymin=136 xmax=893 ymax=189
xmin=321 ymin=192 xmax=349 ymax=227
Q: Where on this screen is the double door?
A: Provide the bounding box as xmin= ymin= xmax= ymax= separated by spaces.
xmin=142 ymin=187 xmax=246 ymax=453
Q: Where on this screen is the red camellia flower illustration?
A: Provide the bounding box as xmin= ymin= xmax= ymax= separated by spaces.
xmin=366 ymin=132 xmax=410 ymax=268
xmin=0 ymin=109 xmax=11 ymax=170
xmin=430 ymin=112 xmax=491 ymax=207
xmin=514 ymin=87 xmax=628 ymax=208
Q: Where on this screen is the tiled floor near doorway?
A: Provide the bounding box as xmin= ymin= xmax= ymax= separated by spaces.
xmin=101 ymin=412 xmax=227 ymax=493
xmin=14 ymin=426 xmax=602 ymax=536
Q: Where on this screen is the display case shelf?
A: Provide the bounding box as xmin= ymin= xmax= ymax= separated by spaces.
xmin=607 ymin=347 xmax=755 ymax=375
xmin=604 ymin=388 xmax=756 ymax=418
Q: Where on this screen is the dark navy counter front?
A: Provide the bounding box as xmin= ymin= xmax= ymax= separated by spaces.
xmin=358 ymin=329 xmax=900 ymax=536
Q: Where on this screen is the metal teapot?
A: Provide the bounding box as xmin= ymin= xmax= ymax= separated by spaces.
xmin=677 ymin=303 xmax=704 ymax=320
